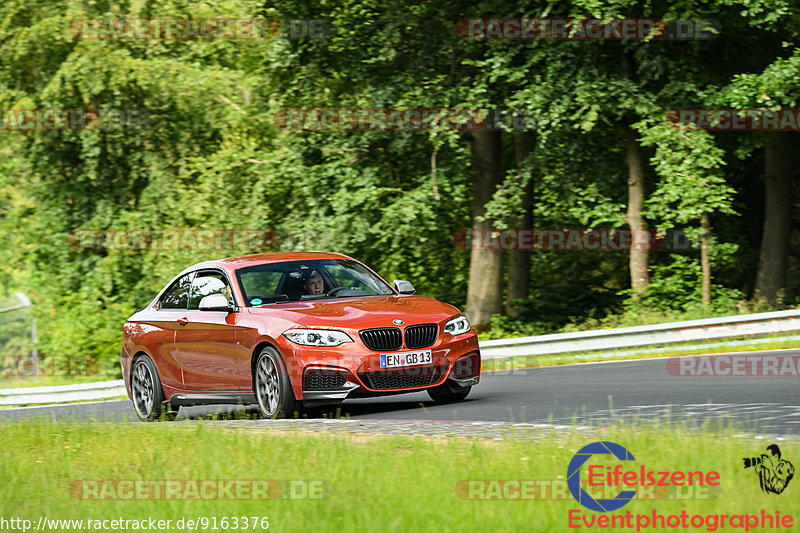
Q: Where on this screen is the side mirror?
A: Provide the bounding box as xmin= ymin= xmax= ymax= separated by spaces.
xmin=198 ymin=294 xmax=234 ymax=312
xmin=393 ymin=279 xmax=416 ymax=295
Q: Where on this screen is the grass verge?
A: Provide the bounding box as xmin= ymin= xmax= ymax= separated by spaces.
xmin=482 ymin=338 xmax=800 ymax=372
xmin=0 ymin=419 xmax=796 ymax=532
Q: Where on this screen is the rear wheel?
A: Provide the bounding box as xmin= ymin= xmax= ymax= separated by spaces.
xmin=131 ymin=355 xmax=173 ymax=421
xmin=427 ymin=383 xmax=471 ymax=403
xmin=254 ymin=346 xmax=302 ymax=418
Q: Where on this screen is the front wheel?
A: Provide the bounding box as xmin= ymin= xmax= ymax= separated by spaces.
xmin=254 ymin=346 xmax=302 ymax=418
xmin=427 ymin=383 xmax=471 ymax=403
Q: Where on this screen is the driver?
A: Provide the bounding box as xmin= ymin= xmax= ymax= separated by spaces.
xmin=303 ymin=271 xmax=325 ymax=295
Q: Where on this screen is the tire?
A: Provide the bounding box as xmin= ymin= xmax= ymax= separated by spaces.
xmin=427 ymin=383 xmax=471 ymax=403
xmin=254 ymin=346 xmax=302 ymax=418
xmin=131 ymin=355 xmax=173 ymax=422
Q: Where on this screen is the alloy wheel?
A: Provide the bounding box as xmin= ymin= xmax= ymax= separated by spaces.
xmin=256 ymin=354 xmax=280 ymax=416
xmin=132 ymin=360 xmax=155 ymax=418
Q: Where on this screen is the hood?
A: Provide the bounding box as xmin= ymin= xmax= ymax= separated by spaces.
xmin=245 ymin=295 xmax=460 ymax=328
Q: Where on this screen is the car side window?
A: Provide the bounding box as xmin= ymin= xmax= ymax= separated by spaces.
xmin=189 ymin=271 xmax=232 ymax=310
xmin=159 ymin=274 xmax=192 ymax=310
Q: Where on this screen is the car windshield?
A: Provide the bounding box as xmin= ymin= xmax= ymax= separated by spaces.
xmin=235 ymin=259 xmax=395 ymax=306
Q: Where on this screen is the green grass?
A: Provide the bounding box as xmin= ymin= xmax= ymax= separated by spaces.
xmin=0 ymin=419 xmax=796 ymax=532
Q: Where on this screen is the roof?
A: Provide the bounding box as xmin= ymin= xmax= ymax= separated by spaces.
xmin=191 ymin=252 xmax=355 ymax=270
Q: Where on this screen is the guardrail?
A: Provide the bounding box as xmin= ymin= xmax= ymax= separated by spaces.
xmin=2 ymin=309 xmax=800 ymax=406
xmin=0 ymin=380 xmax=125 ymax=406
xmin=479 ymin=308 xmax=800 ymax=359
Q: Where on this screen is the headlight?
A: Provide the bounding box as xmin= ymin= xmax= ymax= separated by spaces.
xmin=444 ymin=315 xmax=471 ymax=336
xmin=283 ymin=329 xmax=354 ymax=347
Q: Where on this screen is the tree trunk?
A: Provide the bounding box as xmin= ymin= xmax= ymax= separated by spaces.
xmin=754 ymin=133 xmax=793 ymax=304
xmin=466 ymin=130 xmax=504 ymax=331
xmin=700 ymin=213 xmax=712 ymax=305
xmin=624 ymin=123 xmax=650 ymax=300
xmin=506 ymin=131 xmax=533 ymax=317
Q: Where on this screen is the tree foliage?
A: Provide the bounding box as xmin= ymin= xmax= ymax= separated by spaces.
xmin=0 ymin=0 xmax=799 ymax=366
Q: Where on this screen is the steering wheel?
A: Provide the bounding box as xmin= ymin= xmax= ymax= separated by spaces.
xmin=326 ymin=286 xmax=351 ymax=296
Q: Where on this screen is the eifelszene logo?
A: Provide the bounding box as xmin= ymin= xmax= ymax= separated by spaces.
xmin=565 ymin=441 xmax=797 ymax=530
xmin=743 ymin=444 xmax=794 ymax=495
xmin=567 ymin=441 xmax=720 ymax=513
xmin=567 ymin=441 xmax=638 ymax=512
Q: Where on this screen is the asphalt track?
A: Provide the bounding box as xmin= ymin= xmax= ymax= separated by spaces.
xmin=2 ymin=351 xmax=799 ymax=435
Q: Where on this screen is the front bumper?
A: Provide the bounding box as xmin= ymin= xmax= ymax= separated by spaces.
xmin=302 ymin=380 xmax=361 ymax=404
xmin=299 ymin=348 xmax=481 ymax=405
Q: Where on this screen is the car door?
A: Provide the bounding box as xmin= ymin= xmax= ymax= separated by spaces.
xmin=174 ymin=269 xmax=248 ymax=391
xmin=151 ymin=272 xmax=194 ymax=391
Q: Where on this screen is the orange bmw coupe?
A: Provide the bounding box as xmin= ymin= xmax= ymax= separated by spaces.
xmin=121 ymin=253 xmax=480 ymax=421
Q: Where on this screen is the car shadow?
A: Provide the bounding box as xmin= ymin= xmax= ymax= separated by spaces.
xmin=174 ymin=398 xmax=470 ymax=421
xmin=310 ymin=400 xmax=441 ymax=419
xmin=175 ymin=404 xmax=261 ymax=421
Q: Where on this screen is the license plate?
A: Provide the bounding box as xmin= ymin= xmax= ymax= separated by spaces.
xmin=380 ymin=350 xmax=433 ymax=368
